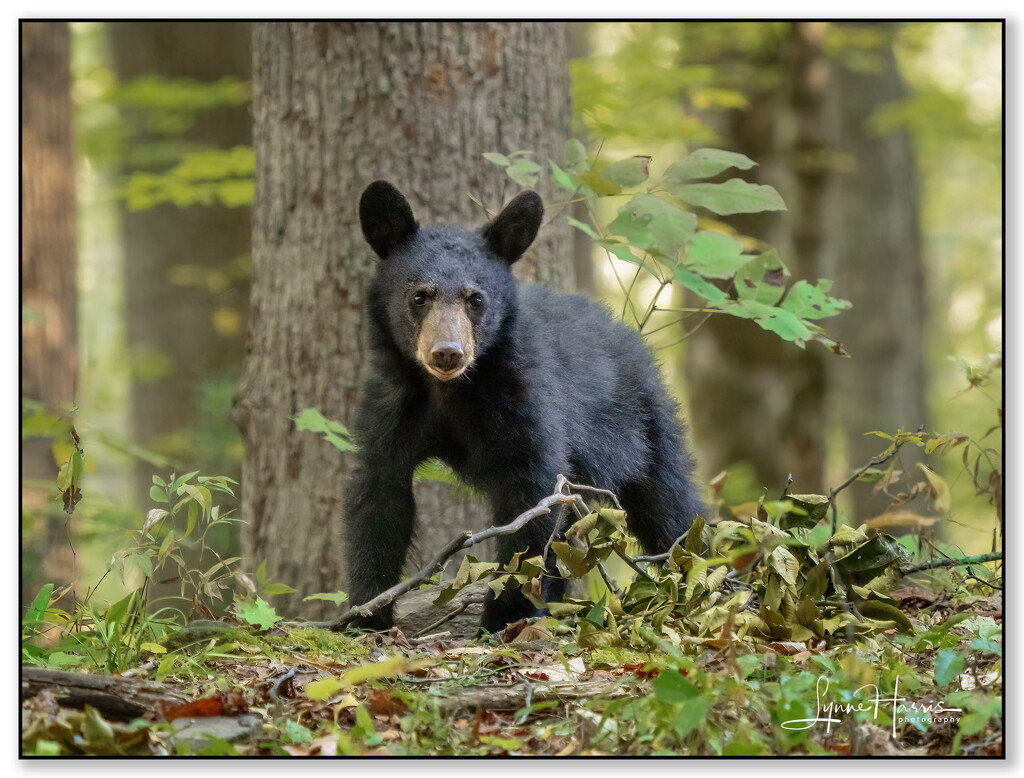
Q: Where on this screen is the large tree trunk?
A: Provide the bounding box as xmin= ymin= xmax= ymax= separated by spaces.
xmin=21 ymin=21 xmax=79 ymax=603
xmin=21 ymin=21 xmax=78 ymax=422
xmin=236 ymin=22 xmax=573 ymax=619
xmin=108 ymin=22 xmax=252 ymax=507
xmin=827 ymin=22 xmax=927 ymax=520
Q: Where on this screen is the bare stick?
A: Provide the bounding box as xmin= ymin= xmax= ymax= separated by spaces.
xmin=412 ymin=596 xmax=486 ymax=638
xmin=611 ymin=543 xmax=657 ymax=584
xmin=329 ymin=477 xmax=588 ymax=630
xmin=632 ymin=528 xmax=690 ymax=564
xmin=560 ymin=478 xmax=624 ymax=510
xmin=829 ymin=442 xmax=906 ymax=533
xmin=905 ymin=551 xmax=1002 ymax=575
xmin=329 ymin=531 xmax=472 ymax=631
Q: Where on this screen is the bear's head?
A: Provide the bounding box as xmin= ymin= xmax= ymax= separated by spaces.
xmin=359 ymin=180 xmax=543 ymax=381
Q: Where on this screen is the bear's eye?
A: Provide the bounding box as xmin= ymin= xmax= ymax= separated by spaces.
xmin=468 ymin=293 xmax=484 ymax=309
xmin=412 ymin=291 xmax=428 ymax=306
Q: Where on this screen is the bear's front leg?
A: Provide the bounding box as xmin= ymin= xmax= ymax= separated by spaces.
xmin=343 ymin=458 xmax=416 ymax=630
xmin=479 ymin=486 xmax=566 ymax=635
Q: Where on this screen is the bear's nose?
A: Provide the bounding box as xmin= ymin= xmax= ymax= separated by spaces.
xmin=430 ymin=342 xmax=464 ymax=372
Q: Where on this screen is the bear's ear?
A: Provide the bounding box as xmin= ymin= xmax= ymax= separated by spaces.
xmin=360 ymin=180 xmax=418 ymax=259
xmin=481 ymin=190 xmax=543 ymax=264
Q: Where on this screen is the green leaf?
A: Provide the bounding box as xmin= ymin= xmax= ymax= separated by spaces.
xmin=565 ymin=138 xmax=588 ymax=172
xmin=598 ymin=240 xmax=665 ymax=284
xmin=549 ymin=160 xmax=577 ymax=192
xmin=130 ymin=551 xmax=153 ymax=578
xmin=602 ymin=156 xmax=651 ymax=188
xmin=781 ymin=279 xmax=852 ymax=320
xmin=669 ymin=178 xmax=787 ymax=215
xmin=294 ymin=408 xmax=357 ymax=452
xmin=340 ymin=654 xmax=406 ymax=686
xmin=551 ymin=541 xmax=591 ymax=578
xmin=71 ymin=451 xmax=84 ymax=486
xmin=608 ymin=193 xmax=697 ymax=259
xmin=577 ymin=171 xmax=621 ymax=196
xmin=171 ymin=146 xmax=254 ymax=181
xmin=583 ymin=593 xmax=607 ymax=627
xmin=683 ymin=231 xmax=750 ymax=279
xmin=23 ymin=584 xmax=54 ymax=631
xmin=652 ymin=670 xmax=701 ymax=704
xmin=45 ymin=651 xmax=86 ymax=669
xmin=933 ymin=648 xmax=966 ymax=687
xmin=858 ymin=600 xmax=914 ymax=633
xmin=303 ymin=590 xmax=349 ymax=606
xmin=282 ymin=719 xmax=314 ymax=746
xmin=305 ymin=676 xmax=344 ymax=701
xmin=235 ymin=595 xmax=280 ymax=631
xmin=506 ymin=158 xmax=540 ymax=187
xmin=172 ymin=471 xmax=200 ymax=491
xmin=673 ymin=697 xmax=710 ymax=740
xmin=215 ymin=179 xmax=254 ymax=208
xmin=149 ymin=484 xmax=168 ymax=504
xmin=479 ymin=735 xmax=523 ymax=751
xmin=482 ymin=152 xmax=511 ymax=167
xmin=725 ymin=299 xmax=813 ymax=346
xmin=105 ymin=593 xmax=135 ymax=629
xmin=665 ymin=148 xmax=757 ymax=181
xmin=261 ymin=582 xmax=298 ymax=596
xmin=566 ymin=216 xmax=599 ymax=240
xmin=734 ymin=249 xmax=789 ymax=305
xmin=673 ymin=266 xmax=729 ymax=305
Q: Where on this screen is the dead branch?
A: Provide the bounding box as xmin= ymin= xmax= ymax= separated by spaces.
xmin=905 ymin=551 xmax=1003 ymax=575
xmin=21 ymin=666 xmax=189 ymax=721
xmin=329 ymin=474 xmax=588 ymax=631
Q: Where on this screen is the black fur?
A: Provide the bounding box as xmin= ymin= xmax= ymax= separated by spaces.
xmin=346 ymin=182 xmax=704 ymax=633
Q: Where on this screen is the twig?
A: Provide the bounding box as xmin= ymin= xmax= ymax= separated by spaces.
xmin=780 ymin=474 xmax=793 ymax=500
xmin=594 ymin=560 xmax=624 ymax=601
xmin=829 ymin=442 xmax=905 ymax=533
xmin=905 ymin=551 xmax=1003 ymax=575
xmin=560 ymin=478 xmax=624 ymax=510
xmin=411 ymin=596 xmax=485 ymax=638
xmin=409 ymin=631 xmax=452 ymax=643
xmin=329 ymin=475 xmax=588 ymax=630
xmin=633 ymin=528 xmax=690 ymax=564
xmin=542 ymin=504 xmax=572 ymax=571
xmin=610 ymin=543 xmax=657 ymax=584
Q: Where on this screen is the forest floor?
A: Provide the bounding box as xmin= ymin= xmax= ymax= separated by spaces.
xmin=21 ymin=579 xmax=1002 ymax=757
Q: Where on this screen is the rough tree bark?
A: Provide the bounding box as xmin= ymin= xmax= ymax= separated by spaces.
xmin=109 ymin=22 xmax=252 ymax=506
xmin=22 ymin=21 xmax=78 ymax=423
xmin=235 ymin=22 xmax=573 ymax=619
xmin=21 ymin=21 xmax=79 ymax=603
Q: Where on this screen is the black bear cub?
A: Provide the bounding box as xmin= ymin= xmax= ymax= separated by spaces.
xmin=346 ymin=180 xmax=704 ymax=633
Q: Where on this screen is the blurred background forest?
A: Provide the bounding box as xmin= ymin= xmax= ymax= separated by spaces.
xmin=21 ymin=22 xmax=1002 ymax=617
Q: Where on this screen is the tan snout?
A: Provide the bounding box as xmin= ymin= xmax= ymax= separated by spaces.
xmin=416 ymin=303 xmax=475 ymax=381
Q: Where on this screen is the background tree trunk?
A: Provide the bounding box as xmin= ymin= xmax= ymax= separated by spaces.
xmin=109 ymin=22 xmax=252 ymax=507
xmin=236 ymin=22 xmax=573 ymax=619
xmin=826 ymin=22 xmax=928 ymax=519
xmin=684 ymin=23 xmax=830 ymax=500
xmin=21 ymin=21 xmax=79 ymax=603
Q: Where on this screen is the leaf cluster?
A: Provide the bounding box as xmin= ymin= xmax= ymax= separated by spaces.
xmin=438 ymin=487 xmax=918 ymax=656
xmin=486 ymin=143 xmax=851 ymax=352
